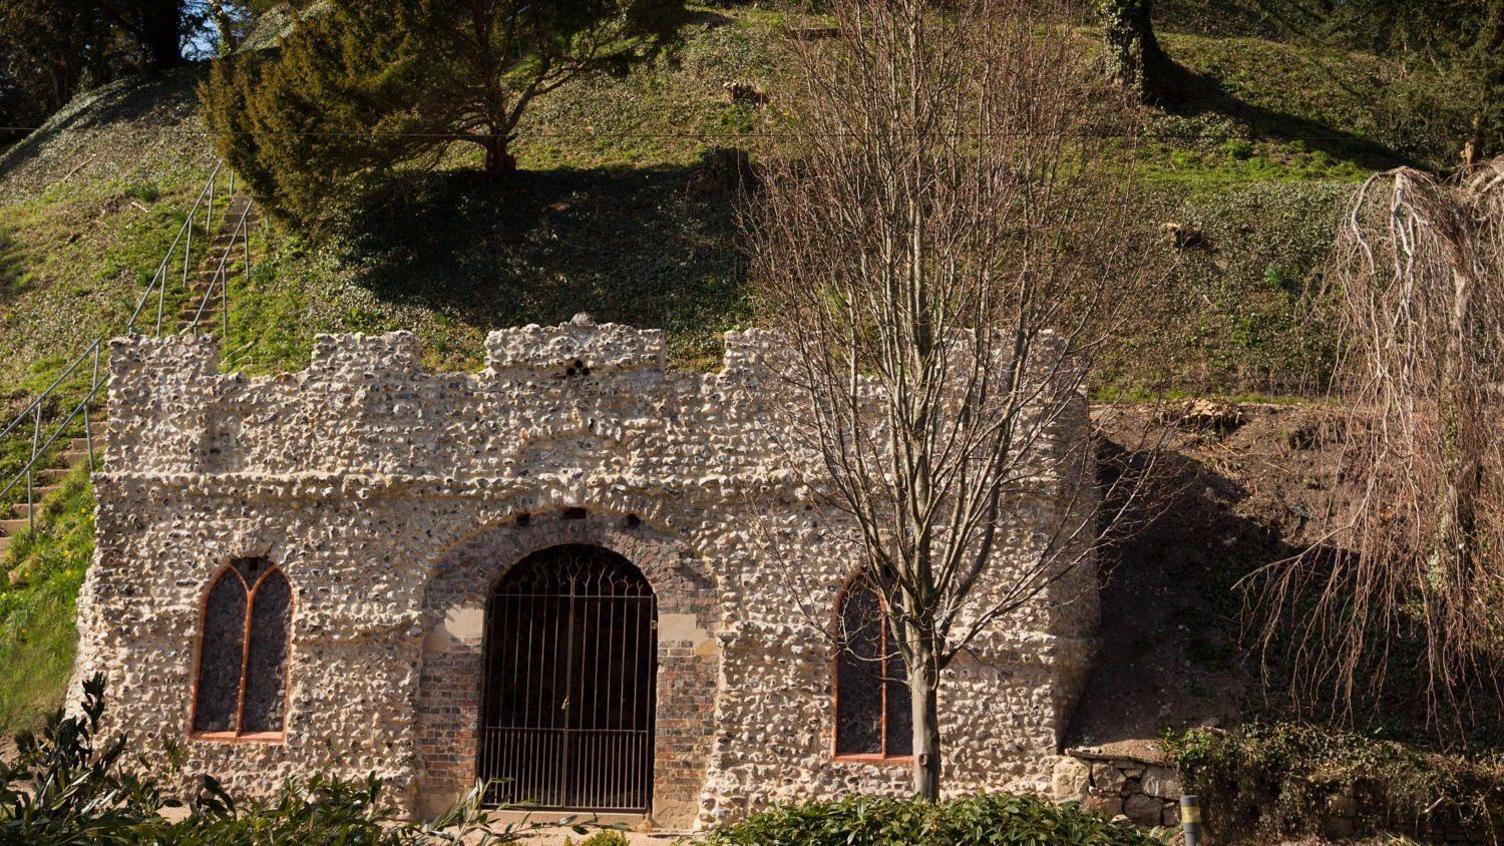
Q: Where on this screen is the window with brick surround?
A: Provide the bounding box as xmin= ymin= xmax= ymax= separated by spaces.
xmin=192 ymin=557 xmax=291 ymax=738
xmin=834 ymin=578 xmax=912 ymax=760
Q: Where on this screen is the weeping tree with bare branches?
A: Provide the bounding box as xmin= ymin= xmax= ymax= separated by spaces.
xmin=747 ymin=0 xmax=1164 ymax=799
xmin=1257 ymin=160 xmax=1504 ymax=722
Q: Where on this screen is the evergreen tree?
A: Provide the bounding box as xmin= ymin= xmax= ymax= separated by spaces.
xmin=203 ymin=0 xmax=688 ymax=228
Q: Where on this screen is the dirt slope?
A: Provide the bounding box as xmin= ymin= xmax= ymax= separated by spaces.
xmin=1070 ymin=403 xmax=1342 ymax=747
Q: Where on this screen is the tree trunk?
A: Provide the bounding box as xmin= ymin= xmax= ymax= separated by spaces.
xmin=1436 ymin=267 xmax=1480 ymax=583
xmin=1100 ymin=0 xmax=1171 ymax=101
xmin=139 ymin=0 xmax=184 ymax=71
xmin=482 ymin=135 xmax=517 ymax=178
xmin=907 ymin=636 xmax=942 ymax=802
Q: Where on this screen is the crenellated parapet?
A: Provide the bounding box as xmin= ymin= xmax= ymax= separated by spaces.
xmin=485 ymin=318 xmax=666 ymax=374
xmin=308 ymin=330 xmax=424 ymax=379
xmin=104 ymin=322 xmax=796 ymax=486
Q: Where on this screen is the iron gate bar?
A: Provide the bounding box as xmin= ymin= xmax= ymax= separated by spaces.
xmin=478 ymin=545 xmax=657 ymax=813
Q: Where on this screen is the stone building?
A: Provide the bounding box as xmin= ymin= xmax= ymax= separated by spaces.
xmin=71 ymin=320 xmax=1098 ymax=830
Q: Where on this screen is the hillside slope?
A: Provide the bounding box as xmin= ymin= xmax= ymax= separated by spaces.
xmin=0 ymin=68 xmax=215 ymax=401
xmin=0 ymin=9 xmax=1414 ymax=732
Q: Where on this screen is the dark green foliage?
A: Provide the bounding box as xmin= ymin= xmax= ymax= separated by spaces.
xmin=702 ymin=794 xmax=1163 ymax=846
xmin=103 ymin=0 xmax=192 ymax=70
xmin=0 ymin=675 xmax=583 ymax=844
xmin=203 ymin=0 xmax=690 ymax=229
xmin=0 ymin=0 xmax=198 ymax=147
xmin=0 ymin=0 xmax=113 ymax=145
xmin=1167 ymin=724 xmax=1504 ymax=843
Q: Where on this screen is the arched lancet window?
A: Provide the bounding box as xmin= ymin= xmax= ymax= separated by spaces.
xmin=834 ymin=577 xmax=913 ymax=760
xmin=192 ymin=557 xmax=292 ymax=738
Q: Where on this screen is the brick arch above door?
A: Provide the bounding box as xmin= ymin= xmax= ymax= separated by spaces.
xmin=413 ymin=508 xmax=719 ymax=828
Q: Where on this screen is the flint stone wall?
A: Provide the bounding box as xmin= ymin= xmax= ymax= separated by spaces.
xmin=72 ymin=322 xmax=1098 ymax=829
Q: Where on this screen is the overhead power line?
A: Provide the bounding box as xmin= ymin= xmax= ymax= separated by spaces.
xmin=0 ymin=125 xmax=1399 ymax=142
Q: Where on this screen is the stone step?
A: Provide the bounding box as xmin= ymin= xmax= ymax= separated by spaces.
xmin=0 ymin=518 xmax=30 ymax=535
xmin=11 ymin=493 xmax=57 ymax=518
xmin=36 ymin=467 xmax=72 ymax=483
xmin=57 ymin=450 xmax=88 ymax=465
xmin=69 ymin=437 xmax=97 ymax=452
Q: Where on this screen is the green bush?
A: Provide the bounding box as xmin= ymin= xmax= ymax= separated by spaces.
xmin=702 ymin=793 xmax=1163 ymax=846
xmin=0 ymin=675 xmax=585 ymax=844
xmin=1166 ymin=723 xmax=1504 ymax=843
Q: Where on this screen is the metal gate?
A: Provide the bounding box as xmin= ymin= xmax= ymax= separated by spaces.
xmin=477 ymin=545 xmax=658 ymax=812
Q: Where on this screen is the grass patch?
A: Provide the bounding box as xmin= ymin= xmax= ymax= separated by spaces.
xmin=231 ymin=164 xmax=749 ymax=375
xmin=0 ymin=464 xmax=94 ymax=733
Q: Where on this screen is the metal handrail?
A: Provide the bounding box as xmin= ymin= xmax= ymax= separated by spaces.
xmin=186 ymin=198 xmax=253 ymax=335
xmin=124 ymin=161 xmax=222 ymax=334
xmin=0 ymin=160 xmax=255 ymax=536
xmin=0 ymin=343 xmax=105 ymax=524
xmin=2 ymin=162 xmax=222 ymax=447
xmin=0 ymin=340 xmax=103 ymax=443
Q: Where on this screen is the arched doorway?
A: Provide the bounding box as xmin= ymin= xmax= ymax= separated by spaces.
xmin=477 ymin=544 xmax=658 ymax=813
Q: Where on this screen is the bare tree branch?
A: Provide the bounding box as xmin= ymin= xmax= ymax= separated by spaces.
xmin=745 ymin=0 xmax=1165 ymax=798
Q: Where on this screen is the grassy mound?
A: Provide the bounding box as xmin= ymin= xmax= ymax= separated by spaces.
xmin=702 ymin=794 xmax=1164 ymax=846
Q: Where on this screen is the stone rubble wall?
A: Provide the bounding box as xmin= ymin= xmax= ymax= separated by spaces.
xmin=1054 ymin=748 xmax=1183 ymax=829
xmin=73 ymin=322 xmax=1098 ymax=830
xmin=1055 ymin=748 xmax=1497 ymax=843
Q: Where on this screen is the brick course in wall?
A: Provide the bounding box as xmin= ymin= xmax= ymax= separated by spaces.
xmin=72 ymin=321 xmax=1098 ymax=830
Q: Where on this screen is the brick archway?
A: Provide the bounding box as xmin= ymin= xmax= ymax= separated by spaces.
xmin=415 ymin=508 xmax=719 ymax=827
xmin=476 ymin=543 xmax=658 ymax=813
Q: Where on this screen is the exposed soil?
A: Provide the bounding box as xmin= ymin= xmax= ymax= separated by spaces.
xmin=1068 ymin=403 xmax=1344 ymax=748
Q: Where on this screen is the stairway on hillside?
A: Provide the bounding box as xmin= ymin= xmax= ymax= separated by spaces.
xmin=0 ymin=422 xmax=108 ymax=559
xmin=178 ymin=195 xmax=256 ymax=333
xmin=0 ymin=196 xmax=256 ymax=570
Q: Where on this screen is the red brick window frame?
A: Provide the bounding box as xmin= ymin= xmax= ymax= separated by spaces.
xmin=190 ymin=557 xmax=292 ymax=743
xmin=833 ymin=576 xmax=913 ymax=763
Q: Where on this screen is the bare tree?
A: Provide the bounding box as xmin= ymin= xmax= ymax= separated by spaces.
xmin=747 ymin=0 xmax=1163 ymax=799
xmin=1254 ymin=161 xmax=1504 ymax=722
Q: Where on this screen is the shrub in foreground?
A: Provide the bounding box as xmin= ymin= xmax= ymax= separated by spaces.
xmin=702 ymin=793 xmax=1163 ymax=846
xmin=1168 ymin=723 xmax=1504 ymax=843
xmin=0 ymin=674 xmax=583 ymax=844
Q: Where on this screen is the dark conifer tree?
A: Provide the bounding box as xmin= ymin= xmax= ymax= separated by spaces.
xmin=203 ymin=0 xmax=688 ymax=228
